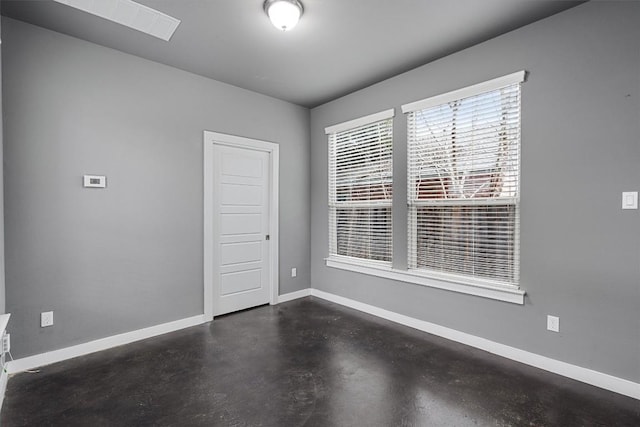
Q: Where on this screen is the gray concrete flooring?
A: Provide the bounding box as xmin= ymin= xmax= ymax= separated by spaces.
xmin=1 ymin=297 xmax=638 ymax=426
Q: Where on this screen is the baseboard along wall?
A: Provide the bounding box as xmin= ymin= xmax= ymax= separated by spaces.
xmin=3 ymin=288 xmax=638 ymax=401
xmin=5 ymin=315 xmax=206 ymax=375
xmin=276 ymin=288 xmax=312 ymax=304
xmin=306 ymin=288 xmax=639 ymax=400
xmin=0 ymin=361 xmax=8 ymax=411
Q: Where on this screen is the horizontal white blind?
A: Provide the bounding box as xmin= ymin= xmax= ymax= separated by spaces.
xmin=407 ymin=82 xmax=521 ymax=286
xmin=329 ymin=115 xmax=393 ymax=264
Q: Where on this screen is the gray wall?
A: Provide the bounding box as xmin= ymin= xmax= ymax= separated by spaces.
xmin=2 ymin=17 xmax=310 ymax=358
xmin=310 ymin=1 xmax=640 ymax=382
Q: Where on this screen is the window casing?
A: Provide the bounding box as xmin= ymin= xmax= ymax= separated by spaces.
xmin=324 ymin=73 xmax=526 ymax=304
xmin=326 ymin=110 xmax=394 ymax=267
xmin=404 ymin=72 xmax=524 ymax=288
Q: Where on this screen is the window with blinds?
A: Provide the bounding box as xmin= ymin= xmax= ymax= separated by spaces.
xmin=326 ymin=109 xmax=394 ymax=265
xmin=403 ymin=72 xmax=524 ymax=287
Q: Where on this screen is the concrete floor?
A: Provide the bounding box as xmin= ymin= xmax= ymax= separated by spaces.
xmin=1 ymin=297 xmax=638 ymax=426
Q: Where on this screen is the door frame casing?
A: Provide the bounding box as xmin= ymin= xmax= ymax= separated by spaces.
xmin=203 ymin=131 xmax=280 ymax=321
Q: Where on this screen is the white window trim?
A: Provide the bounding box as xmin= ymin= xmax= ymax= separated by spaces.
xmin=401 ymin=70 xmax=526 ymax=113
xmin=397 ymin=70 xmax=526 ymax=302
xmin=325 ymin=257 xmax=525 ymax=305
xmin=325 ymin=254 xmax=393 ymax=271
xmin=325 ymin=108 xmax=395 ymax=135
xmin=327 ymin=108 xmax=395 ymax=267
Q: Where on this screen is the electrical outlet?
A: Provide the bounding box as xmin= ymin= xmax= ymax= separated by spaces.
xmin=622 ymin=191 xmax=638 ymax=209
xmin=291 ymin=267 xmax=297 ymax=278
xmin=41 ymin=311 xmax=54 ymax=328
xmin=547 ymin=315 xmax=560 ymax=332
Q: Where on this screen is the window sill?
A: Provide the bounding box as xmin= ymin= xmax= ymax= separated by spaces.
xmin=325 ymin=258 xmax=525 ymax=305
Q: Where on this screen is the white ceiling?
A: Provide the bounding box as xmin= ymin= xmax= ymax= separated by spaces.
xmin=0 ymin=0 xmax=583 ymax=107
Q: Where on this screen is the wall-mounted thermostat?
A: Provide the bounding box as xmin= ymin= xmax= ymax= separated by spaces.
xmin=83 ymin=175 xmax=106 ymax=188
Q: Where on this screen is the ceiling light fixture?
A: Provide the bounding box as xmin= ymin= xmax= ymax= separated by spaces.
xmin=264 ymin=0 xmax=303 ymax=32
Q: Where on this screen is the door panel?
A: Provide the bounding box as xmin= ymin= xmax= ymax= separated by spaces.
xmin=221 ymin=269 xmax=262 ymax=295
xmin=220 ymin=213 xmax=261 ymax=235
xmin=222 ymin=153 xmax=263 ymax=177
xmin=221 ymin=183 xmax=262 ymax=206
xmin=221 ymin=241 xmax=262 ymax=265
xmin=213 ymin=144 xmax=270 ymax=316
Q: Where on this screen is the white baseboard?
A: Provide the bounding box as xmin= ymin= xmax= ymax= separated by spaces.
xmin=0 ymin=364 xmax=8 ymax=412
xmin=4 ymin=292 xmax=638 ymax=400
xmin=5 ymin=290 xmax=315 ymax=376
xmin=310 ymin=289 xmax=640 ymax=400
xmin=6 ymin=315 xmax=207 ymax=374
xmin=276 ymin=288 xmax=312 ymax=304
xmin=0 ymin=314 xmax=11 ymax=412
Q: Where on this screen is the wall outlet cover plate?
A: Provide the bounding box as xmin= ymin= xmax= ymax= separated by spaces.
xmin=41 ymin=311 xmax=54 ymax=327
xmin=622 ymin=191 xmax=638 ymax=209
xmin=547 ymin=315 xmax=560 ymax=332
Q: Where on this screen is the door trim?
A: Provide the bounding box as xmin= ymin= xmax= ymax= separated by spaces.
xmin=203 ymin=131 xmax=280 ymax=321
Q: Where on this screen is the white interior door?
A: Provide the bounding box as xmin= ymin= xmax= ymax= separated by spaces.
xmin=212 ymin=144 xmax=271 ymax=316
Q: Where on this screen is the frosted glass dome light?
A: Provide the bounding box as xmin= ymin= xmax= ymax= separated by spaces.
xmin=264 ymin=0 xmax=303 ymax=32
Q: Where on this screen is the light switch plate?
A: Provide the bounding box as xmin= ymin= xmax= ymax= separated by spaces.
xmin=547 ymin=315 xmax=560 ymax=332
xmin=622 ymin=191 xmax=638 ymax=209
xmin=83 ymin=175 xmax=106 ymax=188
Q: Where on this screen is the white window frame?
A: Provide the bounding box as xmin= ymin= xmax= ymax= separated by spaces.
xmin=325 ymin=73 xmax=526 ymax=305
xmin=325 ymin=256 xmax=525 ymax=304
xmin=403 ymin=71 xmax=525 ymax=297
xmin=325 ymin=109 xmax=395 ymax=269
